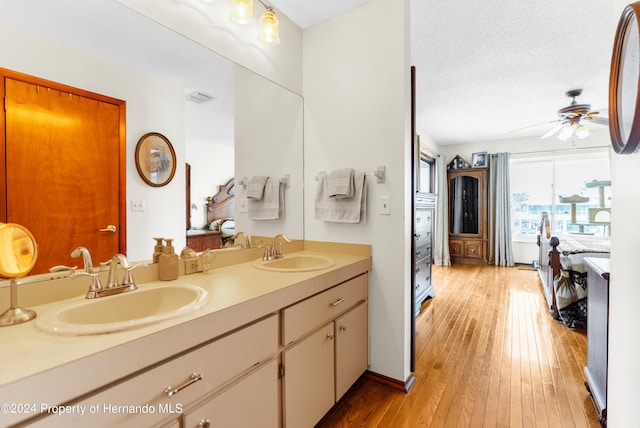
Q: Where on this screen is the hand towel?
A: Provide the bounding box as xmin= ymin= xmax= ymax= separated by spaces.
xmin=315 ymin=171 xmax=366 ymax=223
xmin=327 ymin=168 xmax=354 ymax=198
xmin=246 ymin=176 xmax=269 ymax=200
xmin=248 ymin=177 xmax=280 ymax=220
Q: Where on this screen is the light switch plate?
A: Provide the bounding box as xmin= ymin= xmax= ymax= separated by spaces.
xmin=380 ymin=196 xmax=390 ymax=215
xmin=131 ymin=199 xmax=145 ymax=212
xmin=239 ymin=198 xmax=248 ymax=213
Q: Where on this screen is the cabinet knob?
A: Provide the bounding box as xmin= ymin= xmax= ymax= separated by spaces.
xmin=339 ymin=324 xmax=347 ymax=332
xmin=198 ymin=419 xmax=212 ymax=428
xmin=327 ymin=332 xmax=334 ymax=340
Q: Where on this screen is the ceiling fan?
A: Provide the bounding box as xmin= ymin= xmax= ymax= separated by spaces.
xmin=539 ymin=89 xmax=609 ymax=141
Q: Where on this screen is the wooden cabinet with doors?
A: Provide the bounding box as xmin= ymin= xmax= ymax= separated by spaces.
xmin=448 ymin=167 xmax=487 ymax=264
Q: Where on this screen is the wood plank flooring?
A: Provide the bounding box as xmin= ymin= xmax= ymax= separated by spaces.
xmin=317 ymin=264 xmax=600 ymax=428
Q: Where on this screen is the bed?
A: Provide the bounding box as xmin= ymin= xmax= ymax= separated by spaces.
xmin=186 ymin=178 xmax=236 ymax=251
xmin=536 ymin=212 xmax=610 ymax=327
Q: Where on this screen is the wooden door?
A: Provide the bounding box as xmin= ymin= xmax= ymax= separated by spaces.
xmin=2 ymin=70 xmax=126 ymax=274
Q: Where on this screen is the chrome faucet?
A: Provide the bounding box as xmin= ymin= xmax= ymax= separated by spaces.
xmin=72 ymin=253 xmax=138 ymax=299
xmin=69 ymin=247 xmax=103 ymax=299
xmin=263 ymin=234 xmax=291 ymax=261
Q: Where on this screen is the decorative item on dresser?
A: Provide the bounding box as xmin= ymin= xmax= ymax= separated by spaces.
xmin=447 ymin=160 xmax=488 ymax=264
xmin=584 ymin=257 xmax=609 ymax=427
xmin=186 ymin=178 xmax=235 ymax=252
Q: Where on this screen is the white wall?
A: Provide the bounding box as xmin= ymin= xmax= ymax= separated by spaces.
xmin=608 ymin=1 xmax=639 ymax=425
xmin=304 ymin=0 xmax=413 ymax=382
xmin=0 ymin=22 xmax=186 ymax=262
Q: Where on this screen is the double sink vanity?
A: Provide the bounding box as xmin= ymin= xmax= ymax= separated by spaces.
xmin=0 ymin=239 xmax=371 ymax=427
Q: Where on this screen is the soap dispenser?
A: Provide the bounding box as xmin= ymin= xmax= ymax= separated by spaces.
xmin=158 ymin=238 xmax=179 ymax=281
xmin=152 ymin=237 xmax=165 ymax=263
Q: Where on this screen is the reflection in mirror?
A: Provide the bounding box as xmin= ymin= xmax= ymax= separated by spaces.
xmin=449 ymin=176 xmax=479 ymax=234
xmin=0 ymin=1 xmax=304 ymax=274
xmin=0 ymin=223 xmax=38 ymax=326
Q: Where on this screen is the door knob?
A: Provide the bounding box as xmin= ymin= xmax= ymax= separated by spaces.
xmin=99 ymin=225 xmax=117 ymax=233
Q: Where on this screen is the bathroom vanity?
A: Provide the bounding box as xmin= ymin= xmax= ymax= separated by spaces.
xmin=0 ymin=241 xmax=371 ymax=428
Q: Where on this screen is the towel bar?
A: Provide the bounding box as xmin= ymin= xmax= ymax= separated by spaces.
xmin=239 ymin=175 xmax=289 ymax=189
xmin=315 ymin=166 xmax=385 ymax=183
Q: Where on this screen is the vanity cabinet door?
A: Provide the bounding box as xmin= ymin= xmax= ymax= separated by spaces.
xmin=335 ymin=301 xmax=368 ymax=401
xmin=182 ymin=359 xmax=278 ymax=428
xmin=283 ymin=322 xmax=336 ymax=428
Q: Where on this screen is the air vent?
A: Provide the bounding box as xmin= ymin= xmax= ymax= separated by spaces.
xmin=185 ymin=91 xmax=214 ymax=103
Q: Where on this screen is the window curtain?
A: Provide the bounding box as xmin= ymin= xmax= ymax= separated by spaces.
xmin=488 ymin=152 xmax=514 ymax=266
xmin=433 ymin=154 xmax=450 ymax=266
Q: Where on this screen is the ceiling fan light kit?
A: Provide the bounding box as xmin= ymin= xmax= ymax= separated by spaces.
xmin=538 ymin=88 xmax=607 ymax=141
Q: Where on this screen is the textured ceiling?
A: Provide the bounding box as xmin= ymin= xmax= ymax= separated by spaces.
xmin=0 ymin=0 xmax=616 ymax=146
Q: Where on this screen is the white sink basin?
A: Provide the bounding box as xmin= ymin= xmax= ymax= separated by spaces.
xmin=253 ymin=254 xmax=335 ymax=272
xmin=36 ymin=284 xmax=209 ymax=336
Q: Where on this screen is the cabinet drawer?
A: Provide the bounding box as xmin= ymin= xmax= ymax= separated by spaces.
xmin=40 ymin=314 xmax=278 ymax=428
xmin=282 ymin=274 xmax=367 ymax=345
xmin=183 ymin=359 xmax=278 ymax=428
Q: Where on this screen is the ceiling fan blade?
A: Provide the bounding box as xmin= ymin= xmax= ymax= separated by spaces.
xmin=509 ymin=119 xmax=561 ymax=133
xmin=588 ymin=116 xmax=609 ymax=126
xmin=540 ymin=123 xmax=565 ymax=139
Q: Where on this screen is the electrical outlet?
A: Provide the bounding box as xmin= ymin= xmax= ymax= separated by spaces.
xmin=184 ymin=257 xmax=199 ymax=274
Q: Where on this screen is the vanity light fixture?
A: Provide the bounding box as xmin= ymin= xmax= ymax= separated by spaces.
xmin=258 ymin=6 xmax=280 ymax=45
xmin=229 ymin=0 xmax=254 ymax=25
xmin=229 ymin=0 xmax=280 ymax=46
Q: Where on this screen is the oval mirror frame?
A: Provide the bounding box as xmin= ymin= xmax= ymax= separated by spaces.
xmin=135 ymin=132 xmax=177 ymax=187
xmin=610 ymin=2 xmax=640 ymax=154
xmin=0 ymin=223 xmax=38 ymax=278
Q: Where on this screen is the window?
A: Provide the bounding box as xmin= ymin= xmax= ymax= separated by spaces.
xmin=510 ymin=151 xmax=610 ymax=240
xmin=418 ymin=153 xmax=434 ymax=193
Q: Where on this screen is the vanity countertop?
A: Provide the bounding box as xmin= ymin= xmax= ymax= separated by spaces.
xmin=0 ymin=241 xmax=371 ymax=423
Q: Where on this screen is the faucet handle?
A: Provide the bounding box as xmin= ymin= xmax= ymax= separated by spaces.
xmin=70 ymin=271 xmax=103 ymax=298
xmin=121 ymin=263 xmax=140 ymax=287
xmin=50 ymin=265 xmax=77 ymax=274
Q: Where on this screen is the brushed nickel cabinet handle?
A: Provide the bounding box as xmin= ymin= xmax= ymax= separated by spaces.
xmin=330 ymin=298 xmax=345 ymax=307
xmin=164 ymin=372 xmax=203 ymax=398
xmin=198 ymin=419 xmax=212 ymax=428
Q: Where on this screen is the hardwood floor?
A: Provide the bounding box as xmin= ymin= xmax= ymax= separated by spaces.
xmin=317 ymin=264 xmax=601 ymax=428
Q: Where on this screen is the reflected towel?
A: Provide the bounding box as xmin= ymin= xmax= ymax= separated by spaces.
xmin=246 ymin=176 xmax=269 ymax=200
xmin=315 ymin=171 xmax=366 ymax=223
xmin=327 ymin=168 xmax=354 ymax=198
xmin=248 ymin=177 xmax=280 ymax=220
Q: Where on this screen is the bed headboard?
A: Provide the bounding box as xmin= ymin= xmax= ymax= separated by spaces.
xmin=207 ymin=178 xmax=235 ymax=223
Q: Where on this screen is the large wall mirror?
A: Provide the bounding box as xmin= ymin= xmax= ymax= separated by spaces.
xmin=0 ymin=0 xmax=304 ymax=277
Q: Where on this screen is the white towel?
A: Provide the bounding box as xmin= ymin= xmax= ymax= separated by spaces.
xmin=246 ymin=176 xmax=269 ymax=200
xmin=315 ymin=171 xmax=366 ymax=223
xmin=248 ymin=177 xmax=280 ymax=220
xmin=327 ymin=168 xmax=354 ymax=198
